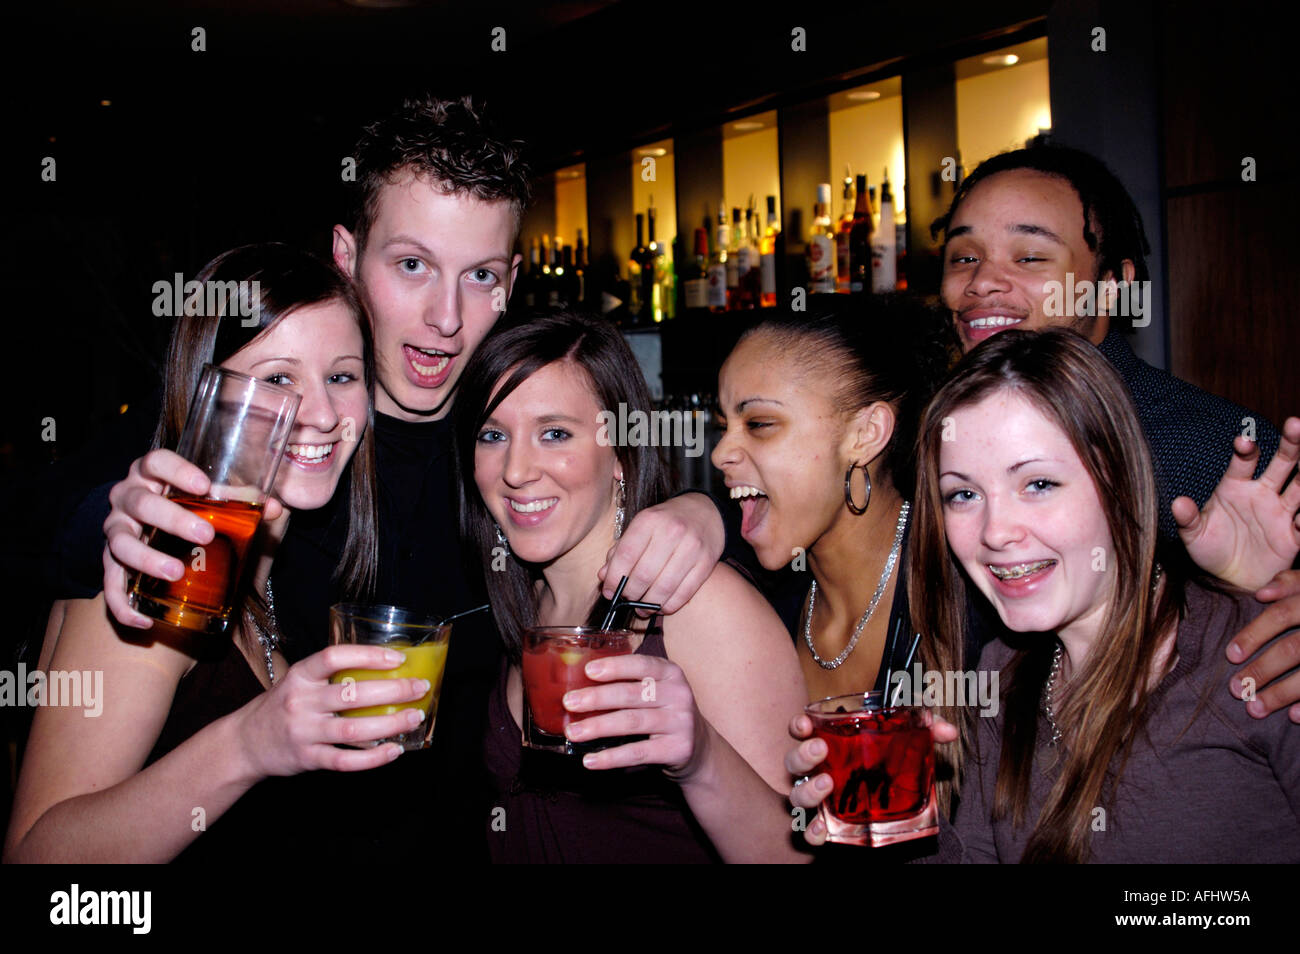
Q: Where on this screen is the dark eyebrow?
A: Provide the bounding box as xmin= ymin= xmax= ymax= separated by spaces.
xmin=734 ymin=397 xmax=784 ymax=413
xmin=1009 ymin=223 xmax=1066 ymax=246
xmin=945 ymin=223 xmax=1066 ymax=246
xmin=482 ymin=412 xmax=584 ymax=428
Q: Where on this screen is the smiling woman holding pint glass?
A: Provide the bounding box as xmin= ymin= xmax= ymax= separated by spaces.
xmin=791 ymin=329 xmax=1300 ymax=861
xmin=4 ymin=244 xmax=430 ymax=863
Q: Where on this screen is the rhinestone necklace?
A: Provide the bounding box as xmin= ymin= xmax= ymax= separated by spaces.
xmin=248 ymin=576 xmax=280 ymax=685
xmin=803 ymin=501 xmax=910 ymax=670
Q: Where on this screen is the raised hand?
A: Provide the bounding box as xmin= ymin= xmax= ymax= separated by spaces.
xmin=103 ymin=449 xmax=284 ymax=628
xmin=1174 ymin=417 xmax=1300 ymax=592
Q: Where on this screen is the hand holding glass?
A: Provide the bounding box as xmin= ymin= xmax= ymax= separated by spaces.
xmin=128 ymin=365 xmax=299 ymax=636
xmin=521 ymin=626 xmax=644 ymax=756
xmin=805 ymin=690 xmax=938 ymax=847
xmin=328 ymin=603 xmax=452 ymax=752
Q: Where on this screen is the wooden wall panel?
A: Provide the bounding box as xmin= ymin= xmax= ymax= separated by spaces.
xmin=1166 ymin=187 xmax=1299 ymax=430
xmin=1161 ymin=4 xmax=1295 ymax=430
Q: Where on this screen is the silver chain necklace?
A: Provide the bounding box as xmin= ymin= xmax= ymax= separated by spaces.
xmin=1042 ymin=564 xmax=1163 ymax=746
xmin=1042 ymin=642 xmax=1064 ymax=746
xmin=803 ymin=501 xmax=910 ymax=670
xmin=248 ymin=577 xmax=280 ymax=685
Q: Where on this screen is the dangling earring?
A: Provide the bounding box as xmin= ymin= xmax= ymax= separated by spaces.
xmin=494 ymin=522 xmax=510 ymax=553
xmin=614 ymin=475 xmax=626 ymax=540
xmin=844 ymin=462 xmax=871 ymax=515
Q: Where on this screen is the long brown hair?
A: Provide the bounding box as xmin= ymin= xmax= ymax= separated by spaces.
xmin=154 ymin=243 xmax=379 ymax=647
xmin=453 ymin=308 xmax=671 ymax=658
xmin=909 ymin=328 xmax=1182 ymax=863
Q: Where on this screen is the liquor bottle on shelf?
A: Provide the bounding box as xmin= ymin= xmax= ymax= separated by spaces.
xmin=647 ymin=206 xmax=674 ymax=321
xmin=520 ymin=236 xmax=541 ymax=308
xmin=645 ymin=203 xmax=666 ymax=323
xmin=835 ymin=173 xmax=854 ymax=294
xmin=848 ymin=173 xmax=874 ymax=296
xmin=735 ymin=201 xmax=760 ymax=309
xmin=707 ymin=205 xmax=728 ymax=313
xmin=559 ymin=244 xmax=576 ymax=307
xmin=894 ymin=209 xmax=908 ymax=292
xmin=807 ymin=183 xmax=836 ymax=295
xmin=540 ymin=233 xmax=554 ymax=306
xmin=574 ymin=228 xmax=588 ymax=308
xmin=869 ymin=185 xmax=879 ymax=230
xmin=871 ymin=168 xmax=897 ymax=292
xmin=725 ymin=207 xmax=743 ymax=308
xmin=628 ymin=212 xmax=647 ymax=323
xmin=760 ymin=195 xmax=780 ymax=307
xmin=549 ymin=237 xmax=564 ymax=306
xmin=683 ymin=226 xmax=710 ymax=311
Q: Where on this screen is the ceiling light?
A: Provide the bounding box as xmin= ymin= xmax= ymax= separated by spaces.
xmin=847 ymin=90 xmax=881 ymax=101
xmin=733 ymin=120 xmax=764 ymax=131
xmin=637 ymin=147 xmax=666 ymax=157
xmin=982 ymin=54 xmax=1019 ymax=67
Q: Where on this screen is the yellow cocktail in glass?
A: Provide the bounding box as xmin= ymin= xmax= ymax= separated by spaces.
xmin=328 ymin=603 xmax=453 ymax=751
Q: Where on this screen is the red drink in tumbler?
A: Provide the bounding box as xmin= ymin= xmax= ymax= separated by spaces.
xmin=521 ymin=627 xmax=641 ymax=754
xmin=806 ymin=691 xmax=938 ymax=846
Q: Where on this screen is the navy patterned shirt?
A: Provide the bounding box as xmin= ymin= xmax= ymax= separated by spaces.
xmin=1098 ymin=330 xmax=1280 ymax=543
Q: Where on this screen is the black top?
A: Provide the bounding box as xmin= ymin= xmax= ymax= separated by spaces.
xmin=482 ymin=616 xmax=719 ymax=863
xmin=47 ymin=410 xmax=502 ymax=863
xmin=269 ymin=411 xmax=502 ymax=863
xmin=1098 ymin=330 xmax=1279 ymax=543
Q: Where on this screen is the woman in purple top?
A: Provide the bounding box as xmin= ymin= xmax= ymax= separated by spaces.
xmin=791 ymin=329 xmax=1299 ymax=862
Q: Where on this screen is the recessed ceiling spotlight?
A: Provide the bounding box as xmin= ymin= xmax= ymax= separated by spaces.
xmin=733 ymin=120 xmax=764 ymax=131
xmin=847 ymin=90 xmax=882 ymax=101
xmin=637 ymin=147 xmax=667 ymax=157
xmin=982 ymin=54 xmax=1019 ymax=67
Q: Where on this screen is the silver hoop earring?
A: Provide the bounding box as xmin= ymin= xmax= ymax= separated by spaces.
xmin=614 ymin=475 xmax=626 ymax=540
xmin=844 ymin=462 xmax=871 ymax=516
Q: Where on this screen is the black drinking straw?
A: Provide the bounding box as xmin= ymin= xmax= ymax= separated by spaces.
xmin=881 ymin=616 xmax=905 ymax=706
xmin=599 ymin=576 xmax=631 ymax=631
xmin=890 ymin=633 xmax=923 ymax=707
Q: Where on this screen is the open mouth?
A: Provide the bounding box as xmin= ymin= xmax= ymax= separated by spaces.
xmin=403 ymin=345 xmax=453 ymax=383
xmin=987 ymin=559 xmax=1056 ymax=583
xmin=730 ymin=484 xmax=770 ymax=539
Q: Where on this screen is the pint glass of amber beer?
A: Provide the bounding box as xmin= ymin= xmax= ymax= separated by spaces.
xmin=129 ymin=365 xmax=300 ymax=636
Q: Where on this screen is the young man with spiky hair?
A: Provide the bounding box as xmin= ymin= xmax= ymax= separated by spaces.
xmin=94 ymin=96 xmax=727 ymax=861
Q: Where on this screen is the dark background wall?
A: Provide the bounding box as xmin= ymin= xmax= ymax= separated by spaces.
xmin=2 ymin=0 xmax=1292 ymax=541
